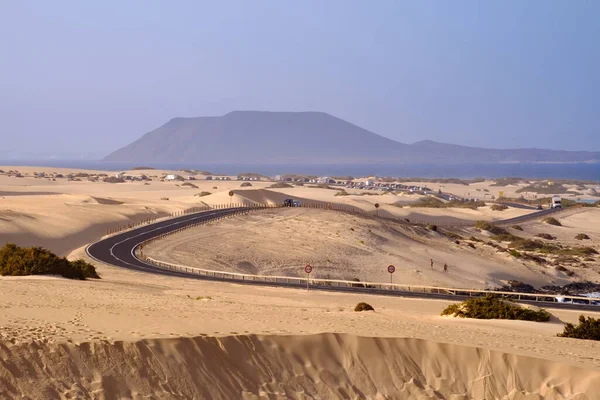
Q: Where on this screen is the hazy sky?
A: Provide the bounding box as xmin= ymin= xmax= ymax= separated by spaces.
xmin=1 ymin=1 xmax=599 ymax=157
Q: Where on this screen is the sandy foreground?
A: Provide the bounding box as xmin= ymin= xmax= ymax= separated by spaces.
xmin=2 ymin=166 xmax=600 ymax=399
xmin=2 ymin=257 xmax=600 ymax=399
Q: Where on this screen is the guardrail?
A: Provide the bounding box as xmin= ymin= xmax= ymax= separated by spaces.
xmin=130 ymin=206 xmax=600 ymax=306
xmin=140 ymin=255 xmax=600 ymax=305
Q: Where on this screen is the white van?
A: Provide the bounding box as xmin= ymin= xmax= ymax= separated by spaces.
xmin=550 ymin=196 xmax=562 ymax=209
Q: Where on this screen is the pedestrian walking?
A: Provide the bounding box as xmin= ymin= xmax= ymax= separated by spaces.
xmin=430 ymin=259 xmax=434 ymax=270
xmin=443 ymin=263 xmax=448 ymax=273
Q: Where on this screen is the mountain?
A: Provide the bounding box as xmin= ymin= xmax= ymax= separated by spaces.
xmin=105 ymin=111 xmax=600 ymax=164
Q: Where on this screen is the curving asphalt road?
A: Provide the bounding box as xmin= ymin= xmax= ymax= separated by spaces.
xmin=86 ymin=206 xmax=598 ymax=311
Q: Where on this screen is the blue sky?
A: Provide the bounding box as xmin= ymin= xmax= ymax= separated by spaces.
xmin=1 ymin=1 xmax=598 ymax=157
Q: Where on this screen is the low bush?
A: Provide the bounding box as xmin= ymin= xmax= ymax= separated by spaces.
xmin=444 ymin=231 xmax=464 ymax=240
xmin=0 ymin=244 xmax=99 ymax=280
xmin=426 ymin=224 xmax=438 ymax=232
xmin=535 ymin=233 xmax=556 ymax=240
xmin=543 ymin=217 xmax=562 ymax=226
xmin=411 ymin=197 xmax=486 ymax=209
xmin=354 ymin=302 xmax=374 ymax=312
xmin=441 ymin=294 xmax=551 ymax=322
xmin=474 ymin=221 xmax=509 ymax=235
xmin=491 ymin=204 xmax=508 ymax=211
xmin=198 ymin=191 xmax=211 ymax=197
xmin=558 ymin=315 xmax=600 ymax=340
xmin=103 ymin=176 xmax=125 ymax=183
xmin=334 ymin=190 xmax=350 ymax=196
xmin=512 ymin=225 xmax=523 ymax=231
xmin=575 ymin=233 xmax=590 ymax=240
xmin=509 ymin=249 xmax=522 ymax=258
xmin=491 ymin=177 xmax=524 ymax=186
xmin=240 ymin=182 xmax=252 ymax=187
xmin=516 ymin=183 xmax=570 ymax=194
xmin=181 ymin=182 xmax=198 ymax=188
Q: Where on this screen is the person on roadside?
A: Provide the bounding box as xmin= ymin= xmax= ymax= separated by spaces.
xmin=443 ymin=263 xmax=448 ymax=273
xmin=430 ymin=259 xmax=434 ymax=270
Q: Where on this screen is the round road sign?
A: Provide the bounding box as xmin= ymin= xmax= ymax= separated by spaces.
xmin=228 ymin=190 xmax=234 ymax=197
xmin=387 ymin=265 xmax=396 ymax=274
xmin=305 ymin=265 xmax=313 ymax=274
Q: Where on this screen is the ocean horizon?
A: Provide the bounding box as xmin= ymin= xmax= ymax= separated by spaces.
xmin=0 ymin=160 xmax=599 ymax=181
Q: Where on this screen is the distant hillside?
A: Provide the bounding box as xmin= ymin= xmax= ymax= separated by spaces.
xmin=105 ymin=111 xmax=600 ymax=164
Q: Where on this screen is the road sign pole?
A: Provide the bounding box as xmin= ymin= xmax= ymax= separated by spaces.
xmin=304 ymin=264 xmax=312 ymax=291
xmin=387 ymin=264 xmax=395 ymax=287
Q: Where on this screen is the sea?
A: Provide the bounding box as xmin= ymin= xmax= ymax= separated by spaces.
xmin=0 ymin=160 xmax=599 ymax=181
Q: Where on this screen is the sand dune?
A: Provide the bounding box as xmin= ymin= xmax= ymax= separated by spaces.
xmin=0 ymin=333 xmax=598 ymax=400
xmin=144 ymin=207 xmax=572 ymax=288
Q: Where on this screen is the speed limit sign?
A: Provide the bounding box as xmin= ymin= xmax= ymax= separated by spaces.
xmin=387 ymin=265 xmax=395 ymax=274
xmin=305 ymin=265 xmax=313 ymax=274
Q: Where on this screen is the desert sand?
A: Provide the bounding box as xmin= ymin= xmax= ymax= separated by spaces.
xmin=144 ymin=207 xmax=585 ymax=289
xmin=1 ymin=166 xmax=600 ymax=399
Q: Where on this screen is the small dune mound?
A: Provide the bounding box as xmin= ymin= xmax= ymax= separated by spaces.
xmin=90 ymin=197 xmax=124 ymax=205
xmin=269 ymin=182 xmax=293 ymax=189
xmin=575 ymin=233 xmax=590 ymax=240
xmin=354 ymin=302 xmax=374 ymax=312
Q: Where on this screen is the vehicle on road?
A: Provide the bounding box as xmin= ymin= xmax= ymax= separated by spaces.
xmin=536 ymin=204 xmax=543 ymax=210
xmin=550 ymin=196 xmax=562 ymax=209
xmin=283 ymin=198 xmax=300 ymax=207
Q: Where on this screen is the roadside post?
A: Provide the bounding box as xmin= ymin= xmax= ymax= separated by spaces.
xmin=387 ymin=264 xmax=395 ymax=285
xmin=229 ymin=190 xmax=234 ymax=205
xmin=305 ymin=264 xmax=313 ymax=291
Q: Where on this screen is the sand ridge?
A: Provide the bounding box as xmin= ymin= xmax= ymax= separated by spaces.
xmin=1 ymin=333 xmax=599 ymax=400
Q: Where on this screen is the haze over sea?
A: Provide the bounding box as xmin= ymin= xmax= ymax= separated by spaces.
xmin=1 ymin=160 xmax=599 ymax=181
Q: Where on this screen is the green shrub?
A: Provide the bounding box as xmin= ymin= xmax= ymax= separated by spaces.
xmin=575 ymin=234 xmax=590 ymax=240
xmin=0 ymin=244 xmax=99 ymax=280
xmin=426 ymin=224 xmax=438 ymax=231
xmin=198 ymin=191 xmax=212 ymax=197
xmin=491 ymin=204 xmax=508 ymax=211
xmin=509 ymin=249 xmax=522 ymax=258
xmin=354 ymin=302 xmax=374 ymax=312
xmin=334 ymin=190 xmax=350 ymax=196
xmin=543 ymin=217 xmax=562 ymax=226
xmin=441 ymin=294 xmax=550 ymax=322
xmin=558 ymin=315 xmax=600 ymax=340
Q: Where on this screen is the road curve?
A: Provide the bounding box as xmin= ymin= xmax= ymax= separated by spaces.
xmin=86 ymin=207 xmax=598 ymax=311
